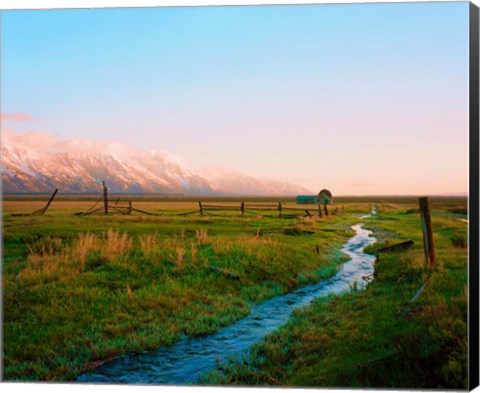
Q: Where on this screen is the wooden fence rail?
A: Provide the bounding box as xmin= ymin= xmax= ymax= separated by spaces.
xmin=197 ymin=201 xmax=339 ymax=219
xmin=243 ymin=203 xmax=279 ymax=208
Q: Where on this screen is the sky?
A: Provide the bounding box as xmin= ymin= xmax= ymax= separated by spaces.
xmin=1 ymin=1 xmax=470 ymax=195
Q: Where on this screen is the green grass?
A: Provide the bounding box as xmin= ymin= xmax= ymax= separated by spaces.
xmin=2 ymin=199 xmax=366 ymax=381
xmin=200 ymin=202 xmax=469 ymax=389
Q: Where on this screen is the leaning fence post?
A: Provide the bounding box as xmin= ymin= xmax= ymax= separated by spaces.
xmin=419 ymin=197 xmax=436 ymax=269
xmin=198 ymin=201 xmax=204 ymax=215
xmin=40 ymin=188 xmax=58 ymax=215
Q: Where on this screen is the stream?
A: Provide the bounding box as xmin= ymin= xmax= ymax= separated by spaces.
xmin=78 ymin=217 xmax=377 ymax=385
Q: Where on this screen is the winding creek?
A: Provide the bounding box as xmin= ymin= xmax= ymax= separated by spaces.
xmin=78 ymin=219 xmax=377 ymax=385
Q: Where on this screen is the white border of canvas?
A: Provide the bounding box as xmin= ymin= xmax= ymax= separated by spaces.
xmin=0 ymin=2 xmax=477 ymax=393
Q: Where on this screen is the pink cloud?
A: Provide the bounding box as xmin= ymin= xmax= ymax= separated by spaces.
xmin=1 ymin=129 xmax=56 ymax=159
xmin=1 ymin=129 xmax=188 ymax=168
xmin=1 ymin=112 xmax=34 ymax=122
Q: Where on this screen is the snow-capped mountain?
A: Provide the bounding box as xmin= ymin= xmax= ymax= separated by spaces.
xmin=1 ymin=137 xmax=311 ymax=196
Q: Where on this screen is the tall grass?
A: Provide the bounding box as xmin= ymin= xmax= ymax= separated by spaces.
xmin=104 ymin=229 xmax=132 ymax=261
xmin=138 ymin=233 xmax=159 ymax=258
xmin=172 ymin=246 xmax=186 ymax=270
xmin=195 ymin=229 xmax=209 ymax=245
xmin=18 ymin=228 xmax=282 ymax=285
xmin=17 ymin=230 xmax=134 ymax=285
xmin=21 ymin=242 xmax=71 ymax=285
xmin=190 ymin=242 xmax=198 ymax=267
xmin=72 ymin=233 xmax=99 ymax=272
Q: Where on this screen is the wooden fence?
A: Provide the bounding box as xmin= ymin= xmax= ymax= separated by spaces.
xmin=10 ymin=181 xmax=342 ymax=219
xmin=198 ymin=201 xmax=342 ymax=218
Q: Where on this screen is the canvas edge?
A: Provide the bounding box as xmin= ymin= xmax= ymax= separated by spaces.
xmin=469 ymin=1 xmax=480 ymax=391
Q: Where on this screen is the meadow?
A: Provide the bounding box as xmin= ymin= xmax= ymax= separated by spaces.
xmin=201 ymin=199 xmax=469 ymax=389
xmin=1 ymin=196 xmax=469 ymax=386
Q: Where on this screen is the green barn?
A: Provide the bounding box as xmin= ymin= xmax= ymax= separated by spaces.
xmin=296 ymin=195 xmax=317 ymax=204
xmin=296 ymin=189 xmax=333 ymax=205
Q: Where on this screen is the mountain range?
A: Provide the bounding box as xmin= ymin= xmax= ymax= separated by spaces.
xmin=1 ymin=139 xmax=311 ymax=196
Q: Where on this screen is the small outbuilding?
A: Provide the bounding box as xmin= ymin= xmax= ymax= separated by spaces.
xmin=296 ymin=189 xmax=333 ymax=205
xmin=296 ymin=195 xmax=317 ymax=204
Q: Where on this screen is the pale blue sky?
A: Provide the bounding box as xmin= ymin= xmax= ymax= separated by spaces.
xmin=1 ymin=2 xmax=470 ymax=195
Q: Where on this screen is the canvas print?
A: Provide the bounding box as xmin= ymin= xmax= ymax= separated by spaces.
xmin=1 ymin=1 xmax=478 ymax=389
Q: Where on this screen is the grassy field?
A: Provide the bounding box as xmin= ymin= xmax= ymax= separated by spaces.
xmin=2 ymin=198 xmax=360 ymax=381
xmin=1 ymin=197 xmax=468 ymax=386
xmin=200 ymin=200 xmax=469 ymax=389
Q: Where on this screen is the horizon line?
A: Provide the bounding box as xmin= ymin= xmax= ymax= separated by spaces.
xmin=1 ymin=192 xmax=469 ymax=198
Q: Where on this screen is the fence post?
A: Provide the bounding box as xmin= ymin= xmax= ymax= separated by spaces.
xmin=278 ymin=202 xmax=282 ymax=217
xmin=318 ymin=204 xmax=323 ymax=218
xmin=419 ymin=197 xmax=436 ymax=269
xmin=41 ymin=188 xmax=58 ymax=215
xmin=241 ymin=202 xmax=245 ymax=216
xmin=128 ymin=201 xmax=132 ymax=215
xmin=102 ymin=181 xmax=109 ymax=215
xmin=198 ymin=201 xmax=204 ymax=215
